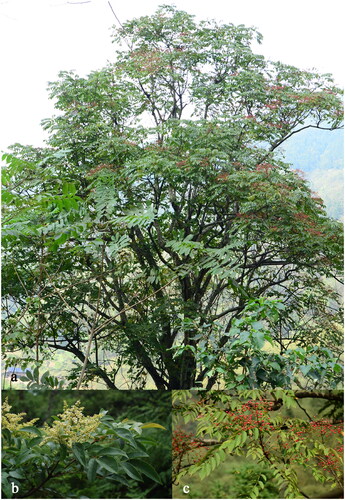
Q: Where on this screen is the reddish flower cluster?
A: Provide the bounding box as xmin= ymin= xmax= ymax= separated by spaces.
xmin=264 ymin=103 xmax=278 ymax=109
xmin=87 ymin=163 xmax=114 ymax=176
xmin=294 ymin=212 xmax=310 ymax=221
xmin=293 ymin=168 xmax=306 ymax=179
xmin=251 ymin=181 xmax=267 ymax=190
xmin=298 ymin=95 xmax=319 ymax=103
xmin=311 ymin=196 xmax=324 ymax=205
xmin=265 ymin=122 xmax=283 ymax=128
xmin=287 ymin=94 xmax=320 ymax=104
xmin=306 ymin=228 xmax=325 ymax=237
xmin=235 ymin=213 xmax=254 ymax=219
xmin=175 ymin=160 xmax=187 ymax=167
xmin=129 ymin=49 xmax=166 ymax=73
xmin=85 ymin=101 xmax=98 ymax=109
xmin=256 ymin=163 xmax=277 ymax=173
xmin=199 ymin=157 xmax=210 ymax=167
xmin=275 ymin=182 xmax=293 ymax=191
xmin=293 ymin=212 xmax=326 ymax=237
xmin=216 ymin=172 xmax=229 ymax=181
xmin=122 ymin=139 xmax=138 ymax=146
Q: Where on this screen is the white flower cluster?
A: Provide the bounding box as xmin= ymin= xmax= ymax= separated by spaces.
xmin=41 ymin=401 xmax=102 ymax=447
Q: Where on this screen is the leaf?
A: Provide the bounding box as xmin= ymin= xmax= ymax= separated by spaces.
xmin=28 ymin=436 xmax=42 ymax=447
xmin=97 ymin=456 xmax=119 ymax=474
xmin=99 ymin=447 xmax=128 ymax=458
xmin=114 ymin=428 xmax=136 ymax=444
xmin=62 ymin=182 xmax=77 ymax=196
xmin=256 ymin=368 xmax=269 ymax=381
xmin=87 ymin=458 xmax=98 ymax=482
xmin=240 ymin=430 xmax=247 ymax=445
xmin=20 ymin=426 xmax=42 ymax=436
xmin=220 ymin=439 xmax=236 ymax=453
xmin=300 ymin=365 xmax=311 ymax=376
xmin=127 ymin=449 xmax=149 ymax=459
xmin=54 ymin=233 xmax=69 ymax=246
xmin=2 ymin=428 xmax=12 ymax=442
xmin=18 ymin=452 xmax=40 ymax=465
xmin=140 ymin=423 xmax=166 ymax=430
xmin=129 ymin=459 xmax=162 ymax=484
xmin=269 ymin=361 xmax=281 ymax=371
xmin=33 ymin=365 xmax=39 ymax=381
xmin=107 ymin=473 xmax=130 ymax=487
xmin=72 ymin=442 xmax=86 ymax=466
xmin=253 ymin=331 xmax=266 ymax=349
xmin=40 ymin=370 xmax=51 ymax=381
xmin=251 ymin=321 xmax=263 ymax=331
xmin=250 ymin=486 xmax=259 ymax=498
xmin=59 ymin=443 xmax=68 ymax=461
xmin=8 ymin=470 xmax=25 ymax=480
xmin=121 ymin=461 xmax=142 ymax=481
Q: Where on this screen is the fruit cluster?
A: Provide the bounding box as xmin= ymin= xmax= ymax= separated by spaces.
xmin=217 ymin=400 xmax=276 ymax=432
xmin=173 ymin=429 xmax=202 ymax=455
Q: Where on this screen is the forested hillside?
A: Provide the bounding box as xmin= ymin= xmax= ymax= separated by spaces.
xmin=282 ymin=128 xmax=343 ymax=220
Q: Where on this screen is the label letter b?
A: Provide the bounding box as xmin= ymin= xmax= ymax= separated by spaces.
xmin=11 ymin=482 xmax=19 ymax=494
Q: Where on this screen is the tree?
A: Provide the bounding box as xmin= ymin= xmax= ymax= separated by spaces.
xmin=172 ymin=390 xmax=344 ymax=499
xmin=2 ymin=5 xmax=343 ymax=390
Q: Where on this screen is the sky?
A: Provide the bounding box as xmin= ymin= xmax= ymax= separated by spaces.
xmin=0 ymin=0 xmax=344 ymax=152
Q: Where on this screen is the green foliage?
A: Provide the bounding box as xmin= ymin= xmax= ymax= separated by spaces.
xmin=20 ymin=365 xmax=65 ymax=390
xmin=173 ymin=298 xmax=343 ymax=390
xmin=2 ymin=5 xmax=343 ymax=390
xmin=227 ymin=463 xmax=279 ymax=499
xmin=1 ymin=398 xmax=167 ymax=499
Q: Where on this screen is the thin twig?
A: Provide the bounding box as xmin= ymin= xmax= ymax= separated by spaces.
xmin=107 ymin=1 xmax=132 ymax=50
xmin=43 ymin=268 xmax=91 ymax=331
xmin=94 ymin=276 xmax=178 ymax=336
xmin=108 ymin=1 xmax=123 ymax=29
